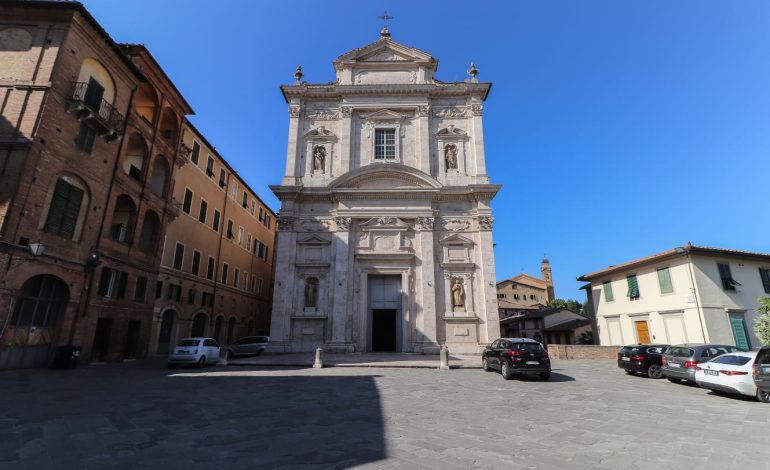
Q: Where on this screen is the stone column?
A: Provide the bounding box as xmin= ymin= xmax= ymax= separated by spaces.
xmin=326 ymin=216 xmax=354 ymax=352
xmin=476 ymin=214 xmax=499 ymax=347
xmin=416 ymin=217 xmax=440 ymax=353
xmin=417 ymin=105 xmax=431 ymax=174
xmin=282 ymin=100 xmax=302 ymax=186
xmin=268 ymin=217 xmax=296 ymax=351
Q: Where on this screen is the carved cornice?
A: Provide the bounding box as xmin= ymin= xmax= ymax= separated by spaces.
xmin=305 ymin=109 xmax=339 ymax=120
xmin=415 ymin=216 xmax=434 ymax=231
xmin=333 ymin=216 xmax=351 ymax=231
xmin=477 ymin=216 xmax=494 ymax=231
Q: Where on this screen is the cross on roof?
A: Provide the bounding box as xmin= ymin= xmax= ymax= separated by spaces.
xmin=378 ymin=11 xmax=393 ymax=28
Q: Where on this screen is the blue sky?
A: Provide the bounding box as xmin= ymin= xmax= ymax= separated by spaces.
xmin=82 ymin=0 xmax=770 ymax=301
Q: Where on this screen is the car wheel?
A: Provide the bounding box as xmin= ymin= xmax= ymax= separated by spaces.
xmin=197 ymin=356 xmax=206 ymax=368
xmin=757 ymin=388 xmax=770 ymax=403
xmin=625 ymin=370 xmax=636 ymax=375
xmin=667 ymin=377 xmax=680 ymax=384
xmin=539 ymin=372 xmax=550 ymax=381
xmin=647 ymin=364 xmax=663 ymax=379
xmin=482 ymin=357 xmax=492 ymax=372
xmin=500 ymin=362 xmax=513 ymax=380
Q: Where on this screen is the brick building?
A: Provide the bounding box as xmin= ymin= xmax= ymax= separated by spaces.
xmin=150 ymin=121 xmax=276 ymax=354
xmin=0 ymin=1 xmax=275 ymax=369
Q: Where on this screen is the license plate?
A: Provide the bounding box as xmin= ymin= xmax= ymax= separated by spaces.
xmin=764 ymin=366 xmax=770 ymax=374
xmin=526 ymin=361 xmax=539 ymax=365
xmin=704 ymin=370 xmax=719 ymax=376
xmin=668 ymin=363 xmax=681 ymax=368
xmin=621 ymin=357 xmax=630 ymax=362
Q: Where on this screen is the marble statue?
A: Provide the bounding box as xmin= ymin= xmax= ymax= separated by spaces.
xmin=451 ymin=279 xmax=465 ymax=310
xmin=313 ymin=145 xmax=326 ymax=173
xmin=304 ymin=277 xmax=318 ymax=309
xmin=445 ymin=144 xmax=458 ymax=170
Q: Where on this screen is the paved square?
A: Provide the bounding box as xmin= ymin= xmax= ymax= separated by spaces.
xmin=1 ymin=359 xmax=769 ymax=469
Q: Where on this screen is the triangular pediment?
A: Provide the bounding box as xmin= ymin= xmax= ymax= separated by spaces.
xmin=297 ymin=234 xmax=331 ymax=245
xmin=362 ymin=109 xmax=407 ymax=122
xmin=360 ymin=217 xmax=411 ymax=231
xmin=335 ymin=37 xmax=436 ymax=67
xmin=304 ymin=126 xmax=337 ymax=140
xmin=440 ymin=233 xmax=474 ymax=246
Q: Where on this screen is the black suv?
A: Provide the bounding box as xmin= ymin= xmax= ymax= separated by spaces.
xmin=482 ymin=338 xmax=551 ymax=381
xmin=617 ymin=344 xmax=669 ymax=379
xmin=754 ymin=346 xmax=770 ymax=403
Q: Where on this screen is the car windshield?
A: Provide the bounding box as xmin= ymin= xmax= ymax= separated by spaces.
xmin=757 ymin=350 xmax=770 ymax=365
xmin=710 ymin=355 xmax=752 ymax=366
xmin=620 ymin=347 xmax=640 ymax=354
xmin=513 ymin=343 xmax=543 ymax=352
xmin=647 ymin=347 xmax=667 ymax=354
xmin=669 ymin=347 xmax=694 ymax=357
xmin=178 ymin=339 xmax=199 ymax=347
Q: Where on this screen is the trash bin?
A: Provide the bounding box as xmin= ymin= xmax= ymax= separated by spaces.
xmin=52 ymin=345 xmax=81 ymax=369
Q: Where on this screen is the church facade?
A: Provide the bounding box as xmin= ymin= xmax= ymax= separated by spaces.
xmin=269 ymin=28 xmax=501 ymax=354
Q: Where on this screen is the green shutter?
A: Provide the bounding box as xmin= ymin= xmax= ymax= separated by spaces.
xmin=627 ymin=275 xmax=640 ymax=299
xmin=657 ymin=267 xmax=673 ymax=294
xmin=730 ymin=316 xmax=751 ymax=350
xmin=603 ymin=282 xmax=614 ymax=302
xmin=760 ymin=268 xmax=770 ymax=294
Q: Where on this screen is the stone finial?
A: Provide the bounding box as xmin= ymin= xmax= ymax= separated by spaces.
xmin=467 ymin=62 xmax=479 ymax=82
xmin=439 ymin=344 xmax=450 ymax=370
xmin=293 ymin=65 xmax=304 ymax=84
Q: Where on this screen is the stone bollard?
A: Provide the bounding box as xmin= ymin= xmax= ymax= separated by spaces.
xmin=313 ymin=347 xmax=324 ymax=369
xmin=439 ymin=345 xmax=450 ymax=370
xmin=217 ymin=349 xmax=228 ymax=367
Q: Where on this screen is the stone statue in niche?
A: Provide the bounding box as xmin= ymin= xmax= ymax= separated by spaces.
xmin=304 ymin=277 xmax=319 ymax=310
xmin=445 ymin=144 xmax=458 ymax=170
xmin=312 ymin=145 xmax=326 ymax=173
xmin=451 ymin=278 xmax=466 ymax=312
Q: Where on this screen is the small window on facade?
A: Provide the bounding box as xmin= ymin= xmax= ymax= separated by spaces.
xmin=187 ymin=288 xmax=196 ymax=305
xmin=242 ymin=191 xmax=248 ymax=208
xmin=374 ymin=128 xmax=396 ymax=159
xmin=718 ymin=263 xmax=740 ymax=291
xmin=206 ymin=156 xmax=215 ymax=177
xmin=75 ymin=122 xmax=96 ymax=154
xmin=182 ymin=189 xmax=193 ymax=214
xmin=219 ymin=169 xmax=226 ymax=188
xmin=227 ymin=220 xmax=234 ymax=239
xmin=251 ymin=275 xmax=257 ymax=293
xmin=229 ymin=181 xmax=238 ymax=200
xmin=191 ymin=250 xmax=201 ymax=276
xmin=626 ymin=275 xmax=640 ymax=300
xmin=258 ymin=279 xmax=264 ymax=295
xmin=251 ymin=200 xmax=256 ymax=216
xmin=134 ymin=276 xmax=147 ymax=303
xmin=207 ymin=257 xmax=215 ymax=280
xmin=760 ymin=268 xmax=770 ymax=294
xmin=44 ymin=178 xmax=84 ymax=240
xmin=603 ymin=281 xmax=614 ymax=302
xmin=98 ymin=267 xmax=127 ymax=299
xmin=238 ymin=227 xmax=244 ymax=245
xmin=155 ymin=281 xmax=163 ymax=299
xmin=221 ymin=263 xmax=229 ymax=284
xmin=234 ymin=268 xmax=240 ymax=288
xmin=190 ymin=140 xmax=200 ymax=165
xmin=258 ymin=207 xmax=263 ymax=222
xmin=173 ymin=243 xmax=185 ymax=270
xmin=246 ymin=234 xmax=252 ymax=251
xmin=198 ymin=200 xmax=207 ymax=223
xmin=212 ymin=209 xmax=220 ymax=232
xmin=657 ymin=267 xmax=674 ymax=294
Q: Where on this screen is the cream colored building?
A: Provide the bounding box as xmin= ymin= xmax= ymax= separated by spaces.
xmin=579 ymin=245 xmax=770 ymax=349
xmin=269 ymin=28 xmax=501 ymax=354
xmin=150 ymin=120 xmax=276 ymax=353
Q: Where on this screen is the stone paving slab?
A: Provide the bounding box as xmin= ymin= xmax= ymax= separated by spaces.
xmin=1 ymin=359 xmax=769 ymax=469
xmin=227 ymin=352 xmax=481 ymax=369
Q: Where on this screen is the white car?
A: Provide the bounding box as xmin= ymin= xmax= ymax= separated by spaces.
xmin=695 ymin=351 xmax=758 ymax=398
xmin=168 ymin=337 xmax=220 ymax=368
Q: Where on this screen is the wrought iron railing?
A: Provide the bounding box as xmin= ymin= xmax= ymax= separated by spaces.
xmin=70 ymin=82 xmax=125 ymax=132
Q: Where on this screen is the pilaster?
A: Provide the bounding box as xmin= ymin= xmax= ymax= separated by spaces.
xmin=282 ymin=100 xmax=302 ymax=185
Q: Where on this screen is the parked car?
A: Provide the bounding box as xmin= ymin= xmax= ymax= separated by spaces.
xmin=224 ymin=336 xmax=269 ymax=359
xmin=168 ymin=338 xmax=220 ymax=368
xmin=753 ymin=346 xmax=770 ymax=403
xmin=662 ymin=344 xmax=743 ymax=384
xmin=482 ymin=338 xmax=551 ymax=381
xmin=695 ymin=351 xmax=759 ymax=399
xmin=617 ymin=344 xmax=669 ymax=379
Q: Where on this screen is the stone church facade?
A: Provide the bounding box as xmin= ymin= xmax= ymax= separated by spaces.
xmin=269 ymin=29 xmax=501 ymax=354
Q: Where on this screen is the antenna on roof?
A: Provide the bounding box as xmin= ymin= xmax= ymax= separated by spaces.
xmin=378 ymin=11 xmax=393 ymax=38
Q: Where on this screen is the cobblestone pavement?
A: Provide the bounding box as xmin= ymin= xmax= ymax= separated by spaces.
xmin=1 ymin=359 xmax=769 ymax=469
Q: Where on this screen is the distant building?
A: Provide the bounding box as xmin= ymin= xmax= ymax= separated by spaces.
xmin=497 ymin=257 xmax=554 ymax=319
xmin=578 ymin=245 xmax=770 ymax=349
xmin=500 ymin=308 xmax=591 ymax=345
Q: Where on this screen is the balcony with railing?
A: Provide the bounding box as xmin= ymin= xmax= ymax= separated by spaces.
xmin=67 ymin=81 xmax=125 ymax=140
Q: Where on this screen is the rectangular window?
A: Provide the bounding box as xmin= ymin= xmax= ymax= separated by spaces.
xmin=190 ymin=140 xmax=200 ymax=165
xmin=44 ymin=178 xmax=84 ymax=240
xmin=166 ymin=284 xmax=181 ymax=302
xmin=221 ymin=263 xmax=229 ymax=284
xmin=75 ymin=122 xmax=96 ymax=154
xmin=187 ymin=288 xmax=196 ymax=305
xmin=173 ymin=242 xmax=185 ymax=270
xmin=227 ymin=219 xmax=234 ymax=239
xmin=238 ymin=227 xmax=244 ymax=245
xmin=234 ymin=268 xmax=240 ymax=288
xmin=155 ymin=281 xmax=163 ymax=299
xmin=258 ymin=207 xmax=263 ymax=222
xmin=182 ymin=189 xmax=193 ymax=214
xmin=206 ymin=156 xmax=215 ymax=177
xmin=251 ymin=275 xmax=257 ymax=293
xmin=198 ymin=200 xmax=208 ymax=223
xmin=374 ymin=128 xmax=396 ymax=159
xmin=207 ymin=257 xmax=215 ymax=280
xmin=265 ymin=215 xmax=271 ymax=229
xmin=626 ymin=275 xmax=640 ymax=300
xmin=246 ymin=234 xmax=252 ymax=251
xmin=258 ymin=278 xmax=263 ymax=295
xmin=243 ymin=272 xmax=248 ymax=291
xmin=760 ymin=268 xmax=770 ymax=294
xmin=134 ymin=276 xmax=147 ymax=303
xmin=202 ymin=292 xmax=214 ymax=307
xmin=242 ymin=191 xmax=248 ymax=208
xmin=603 ymin=281 xmax=614 ymax=302
xmin=230 ymin=181 xmax=238 ymax=199
xmin=251 ymin=200 xmax=256 ymax=216
xmin=212 ymin=209 xmax=221 ymax=232
xmin=191 ymin=250 xmax=201 ymax=276
xmin=263 ymin=244 xmax=269 ymax=261
xmin=219 ymin=169 xmax=226 ymax=188
xmin=98 ymin=268 xmax=127 ymax=299
xmin=718 ymin=263 xmax=740 ymax=291
xmin=657 ymin=267 xmax=674 ymax=294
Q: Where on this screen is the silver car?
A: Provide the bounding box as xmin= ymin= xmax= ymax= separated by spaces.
xmin=662 ymin=344 xmax=743 ymax=384
xmin=225 ymin=336 xmax=269 ymax=359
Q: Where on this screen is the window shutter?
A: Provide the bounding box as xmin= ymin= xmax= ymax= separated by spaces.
xmin=760 ymin=268 xmax=770 ymax=294
xmin=116 ymin=272 xmax=128 ymax=299
xmin=657 ymin=268 xmax=673 ymax=294
xmin=626 ymin=275 xmax=640 ymax=299
xmin=83 ymin=77 xmax=105 ymax=110
xmin=602 ymin=282 xmax=614 ymax=302
xmin=44 ymin=179 xmax=70 ymax=236
xmin=60 ymin=184 xmax=83 ymax=240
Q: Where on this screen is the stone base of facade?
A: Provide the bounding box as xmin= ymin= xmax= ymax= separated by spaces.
xmin=324 ymin=342 xmax=355 ymax=353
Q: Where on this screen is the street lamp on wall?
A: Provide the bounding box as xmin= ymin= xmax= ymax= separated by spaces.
xmin=28 ymin=242 xmax=45 ymax=257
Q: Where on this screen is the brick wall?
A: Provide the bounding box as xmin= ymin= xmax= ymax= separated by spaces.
xmin=547 ymin=344 xmax=618 ymax=360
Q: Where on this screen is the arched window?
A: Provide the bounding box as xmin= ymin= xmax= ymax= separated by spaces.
xmin=123 ymin=134 xmax=148 ymax=181
xmin=191 ymin=313 xmax=208 ymax=337
xmin=138 ymin=210 xmax=161 ymax=253
xmin=149 ymin=156 xmax=169 ymax=197
xmin=110 ymin=195 xmax=136 ymax=243
xmin=134 ymin=83 xmax=158 ymax=124
xmin=42 ymin=175 xmax=89 ymax=241
xmin=158 ymin=108 xmax=179 ymax=142
xmin=226 ymin=317 xmax=236 ymax=344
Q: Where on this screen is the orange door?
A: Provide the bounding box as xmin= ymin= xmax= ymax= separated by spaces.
xmin=635 ymin=321 xmax=651 ymax=344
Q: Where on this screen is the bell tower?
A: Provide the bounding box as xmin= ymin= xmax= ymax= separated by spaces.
xmin=541 ymin=257 xmax=555 ymax=301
